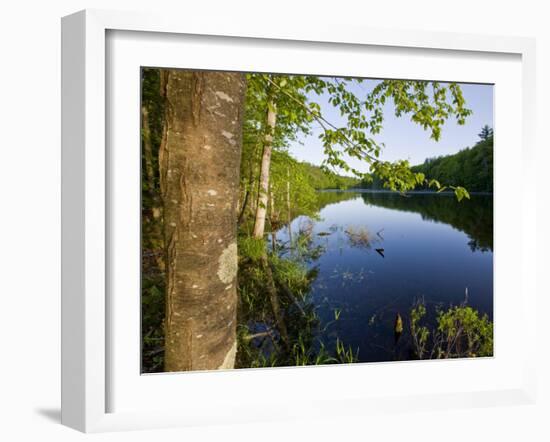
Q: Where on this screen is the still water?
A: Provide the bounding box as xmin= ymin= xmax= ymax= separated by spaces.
xmin=276 ymin=191 xmax=493 ymax=363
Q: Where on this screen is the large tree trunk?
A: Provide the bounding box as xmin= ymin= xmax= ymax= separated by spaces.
xmin=160 ymin=70 xmax=246 ymax=372
xmin=252 ymin=99 xmax=277 ymax=239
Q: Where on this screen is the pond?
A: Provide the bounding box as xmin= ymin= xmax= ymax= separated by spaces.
xmin=275 ymin=191 xmax=493 ymax=363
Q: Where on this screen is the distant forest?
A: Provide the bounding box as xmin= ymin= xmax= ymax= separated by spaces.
xmin=298 ymin=161 xmax=359 ymax=189
xmin=354 ymin=127 xmax=493 ymax=193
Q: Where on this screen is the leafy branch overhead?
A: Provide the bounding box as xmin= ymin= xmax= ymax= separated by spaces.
xmin=248 ymin=73 xmax=473 ymax=200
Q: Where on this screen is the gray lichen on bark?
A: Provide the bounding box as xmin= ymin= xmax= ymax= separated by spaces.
xmin=217 ymin=242 xmax=238 ymax=284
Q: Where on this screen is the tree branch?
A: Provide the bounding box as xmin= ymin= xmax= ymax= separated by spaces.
xmin=264 ymin=76 xmax=379 ymax=165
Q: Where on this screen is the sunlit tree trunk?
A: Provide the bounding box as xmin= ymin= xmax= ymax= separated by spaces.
xmin=238 ymin=140 xmax=260 ymax=224
xmin=160 ymin=70 xmax=246 ymax=371
xmin=269 ymin=185 xmax=277 ymax=252
xmin=286 ymin=168 xmax=292 ymax=248
xmin=252 ymin=99 xmax=277 ymax=239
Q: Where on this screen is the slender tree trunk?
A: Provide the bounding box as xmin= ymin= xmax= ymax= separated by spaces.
xmin=237 ymin=188 xmax=250 ymax=225
xmin=160 ymin=70 xmax=246 ymax=372
xmin=286 ymin=168 xmax=292 ymax=248
xmin=269 ymin=186 xmax=277 ymax=253
xmin=237 ymin=145 xmax=258 ymax=224
xmin=252 ymin=99 xmax=277 ymax=239
xmin=141 ymin=105 xmax=156 ymax=193
xmin=141 ymin=99 xmax=163 ymax=269
xmin=271 ymin=231 xmax=277 ymax=253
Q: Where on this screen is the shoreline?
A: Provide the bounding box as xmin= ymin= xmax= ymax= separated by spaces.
xmin=318 ymin=188 xmax=493 ymax=196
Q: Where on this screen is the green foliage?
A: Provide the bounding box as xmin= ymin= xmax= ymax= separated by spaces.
xmin=291 ymin=337 xmax=337 ymax=366
xmin=478 ymin=124 xmax=493 ymax=141
xmin=335 ymin=338 xmax=360 ymax=364
xmin=239 ymin=73 xmax=362 ymax=233
xmin=236 ymin=326 xmax=279 ymax=368
xmin=236 ymin=232 xmax=359 ymax=368
xmin=369 ymin=159 xmax=425 ymax=193
xmin=140 ymin=67 xmax=482 ymax=372
xmin=436 ymin=305 xmax=493 ymax=358
xmin=238 ymin=236 xmax=266 ymax=261
xmin=141 ymin=273 xmax=165 ymax=372
xmin=452 ymin=186 xmax=470 ymax=202
xmin=270 ymin=152 xmax=319 ymax=218
xmin=244 ymin=73 xmax=472 ymax=195
xmin=408 ymin=299 xmax=493 ymax=359
xmin=357 ymin=127 xmax=492 ymax=196
xmin=239 ymin=138 xmax=358 ymax=233
xmin=311 ymin=78 xmax=472 ymax=181
xmin=410 ymin=132 xmax=493 ymax=193
xmin=298 ymin=161 xmax=359 ymax=190
xmin=140 ymin=68 xmax=165 ymax=196
xmin=140 ymin=68 xmax=166 ymax=373
xmin=410 ymin=299 xmax=430 ymax=359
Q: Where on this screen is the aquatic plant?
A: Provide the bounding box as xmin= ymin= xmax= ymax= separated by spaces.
xmin=408 ymin=298 xmax=493 ymax=359
xmin=345 ymin=226 xmax=374 ymax=249
xmin=434 ymin=304 xmax=493 ymax=358
xmin=335 ymin=338 xmax=360 ymax=364
xmin=410 ymin=298 xmax=430 ymax=359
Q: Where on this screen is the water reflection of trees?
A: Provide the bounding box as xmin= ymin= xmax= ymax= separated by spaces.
xmin=237 ymin=224 xmax=361 ymax=367
xmin=359 ymin=192 xmax=493 ymax=252
xmin=314 ymin=190 xmax=359 ymax=212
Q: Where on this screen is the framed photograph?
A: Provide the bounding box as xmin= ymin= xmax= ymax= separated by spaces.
xmin=61 ymin=9 xmax=537 ymax=432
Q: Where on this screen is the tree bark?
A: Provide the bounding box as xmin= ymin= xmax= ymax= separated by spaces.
xmin=252 ymin=99 xmax=277 ymax=239
xmin=141 ymin=99 xmax=163 ymax=269
xmin=237 ymin=145 xmax=258 ymax=225
xmin=286 ymin=168 xmax=292 ymax=248
xmin=141 ymin=104 xmax=156 ymax=193
xmin=269 ymin=186 xmax=277 ymax=253
xmin=160 ymin=70 xmax=246 ymax=372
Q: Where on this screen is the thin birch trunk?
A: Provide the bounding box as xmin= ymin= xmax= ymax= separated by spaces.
xmin=286 ymin=168 xmax=292 ymax=249
xmin=252 ymin=99 xmax=277 ymax=239
xmin=141 ymin=101 xmax=163 ymax=270
xmin=141 ymin=105 xmax=156 ymax=193
xmin=269 ymin=186 xmax=277 ymax=253
xmin=238 ymin=143 xmax=258 ymax=224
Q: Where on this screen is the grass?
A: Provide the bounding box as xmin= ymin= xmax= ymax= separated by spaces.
xmin=238 ymin=236 xmax=266 ymax=261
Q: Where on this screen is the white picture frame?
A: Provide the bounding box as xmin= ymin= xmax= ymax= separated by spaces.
xmin=61 ymin=9 xmax=538 ymax=433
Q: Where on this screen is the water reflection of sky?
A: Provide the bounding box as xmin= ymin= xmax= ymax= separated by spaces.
xmin=276 ymin=194 xmax=493 ymax=363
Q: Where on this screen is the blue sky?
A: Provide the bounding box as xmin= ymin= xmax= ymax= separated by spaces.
xmin=287 ymin=79 xmax=494 ymax=174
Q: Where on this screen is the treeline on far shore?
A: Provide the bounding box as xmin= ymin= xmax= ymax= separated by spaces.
xmin=353 ymin=130 xmax=493 ymax=193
